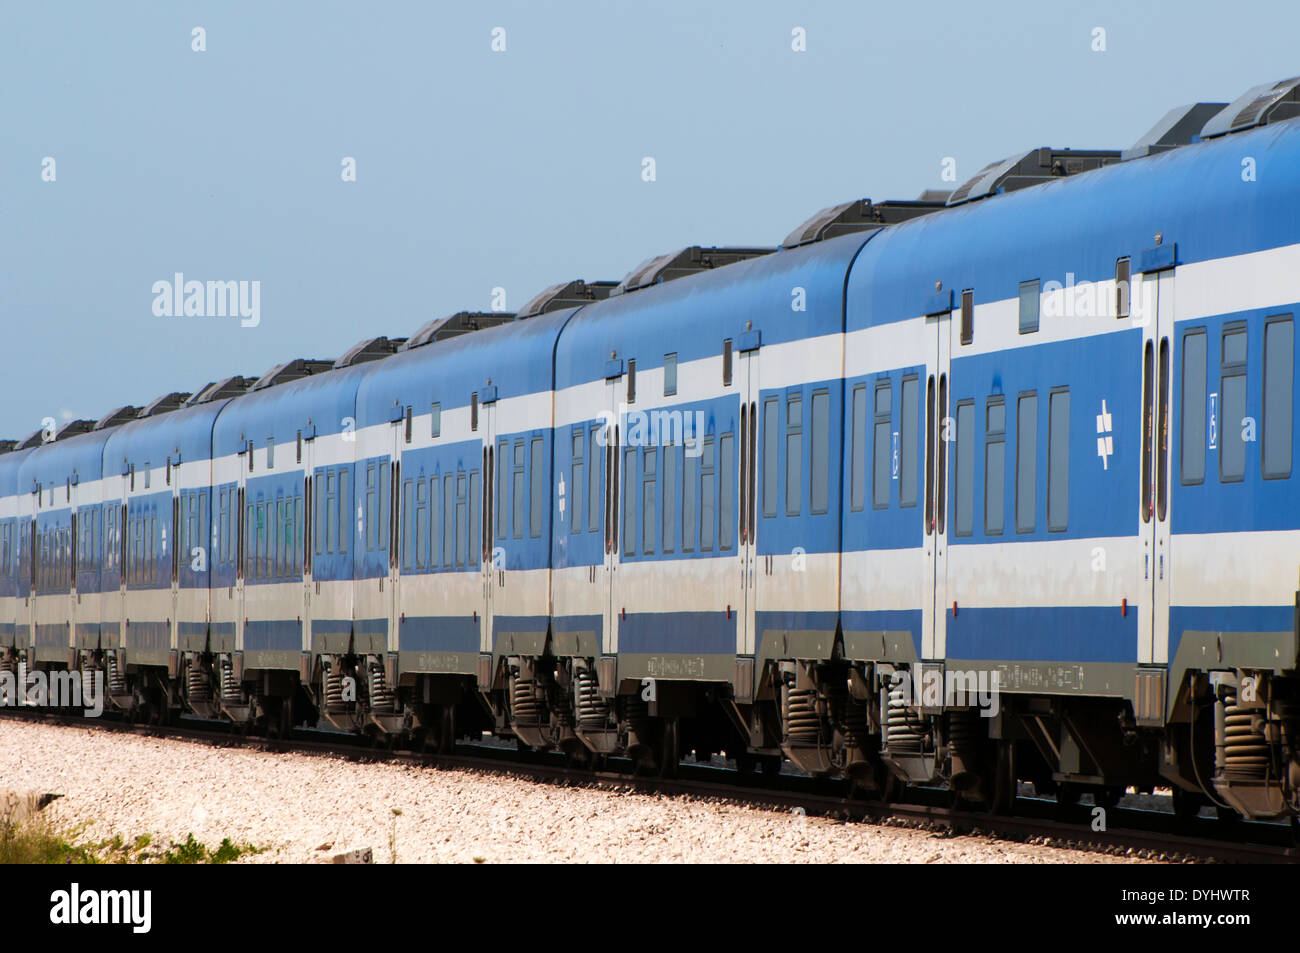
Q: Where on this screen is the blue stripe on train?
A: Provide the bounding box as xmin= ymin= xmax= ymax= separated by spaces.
xmin=946 ymin=606 xmax=1136 ymax=663
xmin=399 ymin=616 xmax=479 ymax=653
xmin=244 ymin=619 xmax=301 ymax=652
xmin=617 ymin=611 xmax=735 ymax=655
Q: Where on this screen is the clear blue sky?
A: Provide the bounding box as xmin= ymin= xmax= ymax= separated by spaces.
xmin=3 ymin=0 xmax=1299 ymax=437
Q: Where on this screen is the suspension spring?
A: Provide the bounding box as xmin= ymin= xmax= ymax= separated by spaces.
xmin=885 ymin=683 xmax=927 ymax=753
xmin=219 ymin=656 xmax=242 ymax=704
xmin=324 ymin=667 xmax=347 ymax=712
xmin=842 ymin=694 xmax=871 ymax=751
xmin=623 ymin=694 xmax=650 ymax=741
xmin=106 ymin=652 xmax=127 ymax=696
xmin=782 ymin=684 xmax=822 ymax=745
xmin=187 ymin=664 xmax=212 ymax=703
xmin=575 ymin=668 xmax=607 ymax=730
xmin=947 ymin=708 xmax=978 ymax=762
xmin=1221 ymin=690 xmax=1269 ymax=780
xmin=511 ymin=676 xmax=541 ymax=726
xmin=368 ymin=658 xmax=396 ymax=714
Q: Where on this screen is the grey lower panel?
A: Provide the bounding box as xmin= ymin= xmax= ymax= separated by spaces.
xmin=243 ymin=650 xmax=299 ymax=672
xmin=1168 ymin=627 xmax=1298 ymax=719
xmin=493 ymin=630 xmax=547 ymax=658
xmin=124 ymin=648 xmax=170 ymax=668
xmin=551 ymin=630 xmax=600 ymax=659
xmin=617 ymin=652 xmax=734 ymax=683
xmin=945 ymin=659 xmax=1134 ymax=699
xmin=756 ymin=629 xmax=835 ymax=664
xmin=396 ymin=650 xmax=476 ymax=676
xmin=842 ymin=629 xmax=919 ymax=664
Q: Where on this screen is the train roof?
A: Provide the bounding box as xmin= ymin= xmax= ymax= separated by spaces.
xmin=554 ymin=232 xmax=872 ymax=390
xmin=212 ymin=362 xmax=371 ymax=455
xmin=846 ymin=115 xmax=1300 ymax=330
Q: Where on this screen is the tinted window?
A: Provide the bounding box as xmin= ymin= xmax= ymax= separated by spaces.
xmin=1019 ymin=280 xmax=1040 ymax=335
xmin=664 ymin=353 xmax=677 ymax=397
xmin=785 ymin=394 xmax=802 ymax=517
xmin=762 ymin=398 xmax=778 ymax=518
xmin=570 ymin=430 xmax=584 ymax=535
xmin=662 ymin=445 xmax=676 ymax=553
xmin=850 ymin=384 xmax=867 ymax=512
xmin=431 ymin=402 xmax=441 ymax=438
xmin=683 ymin=449 xmax=697 ymax=553
xmin=873 ymin=382 xmax=891 ymax=509
xmin=955 ymin=401 xmax=974 ymax=536
xmin=985 ymin=399 xmax=1005 ymax=536
xmin=900 ymin=377 xmax=918 ymax=507
xmin=810 ymin=391 xmax=829 ymax=515
xmin=643 ymin=449 xmax=657 ymax=554
xmin=1016 ymin=394 xmax=1037 ymax=533
xmin=700 ymin=437 xmax=715 ymax=552
xmin=588 ymin=424 xmax=602 ymax=534
xmin=719 ymin=434 xmax=735 ymax=551
xmin=623 ymin=448 xmax=636 ymax=557
xmin=530 ymin=437 xmax=544 ymax=538
xmin=1047 ymin=389 xmax=1069 ymax=532
xmin=513 ymin=440 xmax=525 ymax=538
xmin=1181 ymin=330 xmax=1207 ymax=485
xmin=1264 ymin=316 xmax=1293 ymax=479
xmin=1221 ymin=328 xmax=1247 ymax=482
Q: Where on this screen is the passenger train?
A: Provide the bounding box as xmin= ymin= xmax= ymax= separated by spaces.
xmin=6 ymin=76 xmax=1300 ymax=821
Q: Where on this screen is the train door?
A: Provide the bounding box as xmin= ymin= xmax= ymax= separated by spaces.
xmin=737 ymin=347 xmax=760 ymax=656
xmin=386 ymin=421 xmax=402 ymax=646
xmin=301 ymin=437 xmax=314 ymax=653
xmin=923 ymin=309 xmax=953 ymax=661
xmin=480 ymin=393 xmax=498 ymax=654
xmin=601 ymin=373 xmax=623 ymax=655
xmin=1137 ymin=266 xmax=1175 ymax=665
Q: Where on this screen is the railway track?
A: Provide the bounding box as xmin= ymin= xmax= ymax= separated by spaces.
xmin=4 ymin=707 xmax=1295 ymax=864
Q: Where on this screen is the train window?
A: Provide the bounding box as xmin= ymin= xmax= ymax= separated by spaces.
xmin=530 ymin=436 xmax=544 ymax=539
xmin=985 ymin=399 xmax=1006 ymax=536
xmin=297 ymin=431 xmax=303 ymax=464
xmin=431 ymin=403 xmax=441 ymax=439
xmin=722 ymin=340 xmax=733 ymax=387
xmin=1221 ymin=327 xmax=1247 ymax=482
xmin=294 ymin=495 xmax=303 ymax=573
xmin=960 ymin=290 xmax=974 ymax=346
xmin=872 ymin=381 xmax=891 ymax=510
xmin=325 ymin=471 xmax=337 ymax=554
xmin=443 ymin=475 xmax=455 ymax=566
xmin=810 ymin=391 xmax=829 ymax=515
xmin=936 ymin=375 xmax=948 ymax=535
xmin=719 ymin=434 xmax=735 ymax=551
xmin=850 ymin=384 xmax=867 ymax=512
xmin=1115 ymin=258 xmax=1131 ymax=319
xmin=469 ymin=470 xmax=481 ymax=563
xmin=955 ymin=401 xmax=975 ymax=537
xmin=512 ymin=440 xmax=525 ymax=540
xmin=471 ymin=393 xmax=479 ymax=432
xmin=1264 ymin=316 xmax=1294 ymax=480
xmin=623 ymin=448 xmax=636 ymax=557
xmin=338 ymin=468 xmax=349 ymax=554
xmin=497 ymin=439 xmax=509 ymax=541
xmin=900 ymin=376 xmax=918 ymax=507
xmin=456 ymin=474 xmax=467 ymax=567
xmin=1016 ymin=393 xmax=1038 ymax=533
xmin=428 ymin=476 xmax=438 ymax=568
xmin=762 ymin=397 xmax=778 ymax=518
xmin=402 ymin=481 xmax=414 ymax=570
xmin=924 ymin=377 xmax=935 ymax=534
xmin=1157 ymin=339 xmax=1170 ymax=521
xmin=166 ymin=457 xmax=171 ymax=486
xmin=785 ymin=394 xmax=802 ymax=517
xmin=588 ymin=424 xmax=602 ymax=534
xmin=627 ymin=359 xmax=636 ymax=404
xmin=643 ymin=448 xmax=657 ymax=554
xmin=571 ymin=430 xmax=584 ymax=536
xmin=267 ymin=438 xmax=275 ymax=470
xmin=1180 ymin=329 xmax=1207 ymax=485
xmin=248 ymin=441 xmax=254 ymax=472
xmin=365 ymin=464 xmax=377 ymax=551
xmin=664 ymin=353 xmax=678 ymax=397
xmin=405 ymin=407 xmax=413 ymax=444
xmin=700 ymin=437 xmax=716 ymax=552
xmin=683 ymin=448 xmax=697 ymax=554
xmin=663 ymin=444 xmax=677 ymax=554
xmin=145 ymin=464 xmax=151 ymax=490
xmin=1019 ymin=280 xmax=1040 ymax=335
xmin=1048 ymin=389 xmax=1070 ymax=532
xmin=378 ymin=462 xmax=390 ymax=552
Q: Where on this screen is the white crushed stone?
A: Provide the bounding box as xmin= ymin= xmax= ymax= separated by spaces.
xmin=2 ymin=720 xmax=1144 ymax=863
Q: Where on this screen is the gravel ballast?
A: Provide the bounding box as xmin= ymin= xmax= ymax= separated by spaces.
xmin=2 ymin=721 xmax=1142 ymax=863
